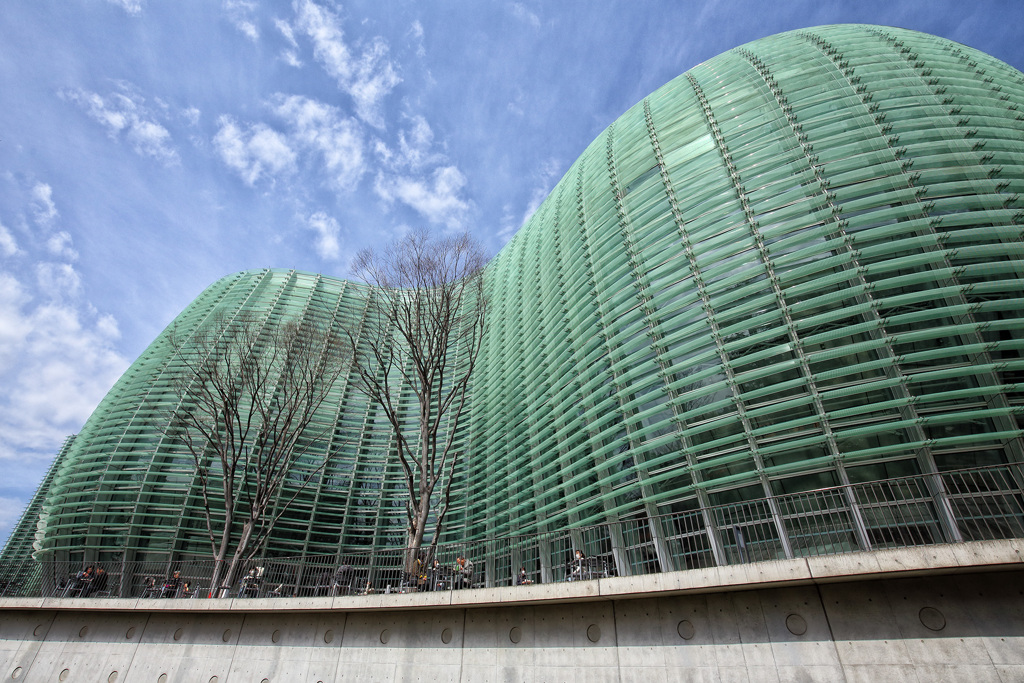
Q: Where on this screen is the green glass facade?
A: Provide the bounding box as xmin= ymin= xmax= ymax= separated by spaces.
xmin=6 ymin=25 xmax=1024 ymax=573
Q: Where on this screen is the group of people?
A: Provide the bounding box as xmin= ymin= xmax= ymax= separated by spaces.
xmin=120 ymin=548 xmax=596 ymax=600
xmin=140 ymin=570 xmax=193 ymax=598
xmin=411 ymin=554 xmax=474 ymax=591
xmin=67 ymin=565 xmax=109 ymax=597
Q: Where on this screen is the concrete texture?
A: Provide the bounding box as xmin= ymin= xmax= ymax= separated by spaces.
xmin=2 ymin=541 xmax=1024 ymax=681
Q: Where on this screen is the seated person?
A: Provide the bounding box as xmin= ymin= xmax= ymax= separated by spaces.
xmin=161 ymin=571 xmax=181 ymax=598
xmin=429 ymin=559 xmax=448 ymax=591
xmin=516 ymin=566 xmax=534 ymax=585
xmin=88 ymin=567 xmax=109 ymax=596
xmin=141 ymin=576 xmax=158 ymax=598
xmin=238 ymin=568 xmax=261 ymax=598
xmin=72 ymin=566 xmax=94 ymax=596
xmin=452 ymin=555 xmax=473 ymax=589
xmin=568 ymin=550 xmax=586 ymax=581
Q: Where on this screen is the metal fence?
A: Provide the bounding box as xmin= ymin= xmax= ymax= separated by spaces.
xmin=2 ymin=464 xmax=1022 ymax=600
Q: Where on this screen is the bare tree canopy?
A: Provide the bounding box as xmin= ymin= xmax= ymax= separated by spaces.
xmin=167 ymin=313 xmax=348 ymax=595
xmin=350 ymin=230 xmax=487 ymax=570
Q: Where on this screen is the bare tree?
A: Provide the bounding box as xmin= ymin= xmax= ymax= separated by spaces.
xmin=166 ymin=313 xmax=347 ymax=595
xmin=350 ymin=230 xmax=487 ymax=571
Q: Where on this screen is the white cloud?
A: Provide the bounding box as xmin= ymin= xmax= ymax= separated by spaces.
xmin=275 ymin=17 xmax=304 ymax=66
xmin=45 ymin=231 xmax=78 ymax=262
xmin=292 ymin=0 xmax=401 ymax=128
xmin=0 ymin=221 xmax=18 ymax=257
xmin=225 ymin=0 xmax=259 ymax=41
xmin=409 ymin=20 xmax=426 ymax=58
xmin=0 ymin=181 xmax=127 ymax=535
xmin=374 ymin=114 xmax=436 ymax=170
xmin=106 ymin=0 xmax=142 ymax=15
xmin=272 ymin=95 xmax=365 ymax=192
xmin=62 ymin=87 xmax=179 ymax=164
xmin=213 ymin=116 xmax=297 ymax=186
xmin=0 ymin=271 xmax=129 ymax=468
xmin=35 ymin=262 xmax=83 ymax=302
xmin=127 ymin=120 xmax=175 ymax=162
xmin=509 ymin=3 xmax=541 ymax=28
xmin=374 ymin=165 xmax=469 ymax=229
xmin=183 ymin=107 xmax=201 ymax=126
xmin=396 ymin=115 xmax=434 ymax=169
xmin=306 ymin=211 xmax=342 ymax=260
xmin=276 ymin=17 xmax=298 ymax=47
xmin=30 ymin=183 xmax=58 ymax=230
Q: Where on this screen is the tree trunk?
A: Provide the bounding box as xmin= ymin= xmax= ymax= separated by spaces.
xmin=218 ymin=521 xmax=255 ymax=597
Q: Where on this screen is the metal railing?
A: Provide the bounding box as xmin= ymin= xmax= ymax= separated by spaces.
xmin=2 ymin=464 xmax=1022 ymax=600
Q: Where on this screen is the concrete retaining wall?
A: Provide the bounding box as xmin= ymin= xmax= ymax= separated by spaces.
xmin=3 ymin=542 xmax=1024 ymax=681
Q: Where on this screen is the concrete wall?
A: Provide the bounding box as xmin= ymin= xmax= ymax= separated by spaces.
xmin=3 ymin=542 xmax=1024 ymax=682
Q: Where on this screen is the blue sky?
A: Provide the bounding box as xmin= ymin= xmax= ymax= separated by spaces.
xmin=1 ymin=0 xmax=1022 ymax=547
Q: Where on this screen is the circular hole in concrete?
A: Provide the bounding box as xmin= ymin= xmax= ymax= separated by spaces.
xmin=509 ymin=627 xmax=522 ymax=644
xmin=323 ymin=629 xmax=334 ymax=644
xmin=586 ymin=624 xmax=601 ymax=643
xmin=125 ymin=627 xmax=136 ymax=640
xmin=11 ymin=667 xmax=23 ymax=679
xmin=222 ymin=629 xmax=232 ymax=642
xmin=33 ymin=625 xmax=43 ymax=637
xmin=919 ymin=606 xmax=946 ymax=632
xmin=59 ymin=670 xmax=69 ymax=682
xmin=260 ymin=679 xmax=269 ymax=683
xmin=108 ymin=671 xmax=119 ymax=683
xmin=208 ymin=677 xmax=218 ymax=683
xmin=173 ymin=628 xmax=183 ymax=641
xmin=79 ymin=625 xmax=89 ymax=638
xmin=785 ymin=614 xmax=807 ymax=636
xmin=441 ymin=628 xmax=452 ymax=644
xmin=271 ymin=630 xmax=281 ymax=643
xmin=379 ymin=629 xmax=391 ymax=644
xmin=157 ymin=675 xmax=167 ymax=683
xmin=677 ymin=620 xmax=695 ymax=640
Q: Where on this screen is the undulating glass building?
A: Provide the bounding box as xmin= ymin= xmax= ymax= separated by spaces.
xmin=5 ymin=25 xmax=1024 ymax=582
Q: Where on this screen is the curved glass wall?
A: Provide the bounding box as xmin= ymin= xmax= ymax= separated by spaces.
xmin=6 ymin=25 xmax=1024 ymax=573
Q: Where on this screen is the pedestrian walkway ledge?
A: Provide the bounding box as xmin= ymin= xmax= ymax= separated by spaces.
xmin=3 ymin=539 xmax=1021 ymax=614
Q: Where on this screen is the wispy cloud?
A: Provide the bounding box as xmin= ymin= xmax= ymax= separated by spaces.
xmin=509 ymin=2 xmax=541 ymax=28
xmin=46 ymin=232 xmax=78 ymax=262
xmin=409 ymin=20 xmax=426 ymax=58
xmin=290 ymin=0 xmax=401 ymax=128
xmin=306 ymin=211 xmax=342 ymax=260
xmin=272 ymin=95 xmax=365 ymax=192
xmin=213 ymin=116 xmax=297 ymax=186
xmin=30 ymin=183 xmax=59 ymax=230
xmin=0 ymin=221 xmax=19 ymax=257
xmin=106 ymin=0 xmax=142 ymax=15
xmin=183 ymin=107 xmax=201 ymax=126
xmin=275 ymin=17 xmax=304 ymax=67
xmin=62 ymin=86 xmax=179 ymax=164
xmin=374 ymin=165 xmax=469 ymax=229
xmin=224 ymin=0 xmax=259 ymax=41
